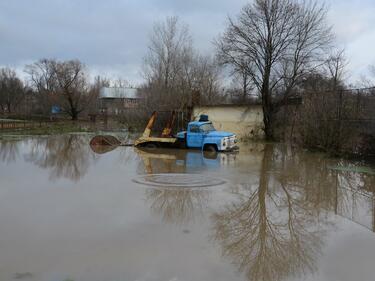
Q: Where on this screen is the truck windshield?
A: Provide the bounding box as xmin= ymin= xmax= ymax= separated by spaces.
xmin=200 ymin=123 xmax=216 ymax=133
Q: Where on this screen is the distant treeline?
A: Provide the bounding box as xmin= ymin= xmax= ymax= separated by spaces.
xmin=1 ymin=0 xmax=375 ymax=156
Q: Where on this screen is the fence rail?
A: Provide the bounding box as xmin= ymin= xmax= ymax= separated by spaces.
xmin=0 ymin=120 xmax=93 ymax=131
xmin=0 ymin=121 xmax=45 ymax=130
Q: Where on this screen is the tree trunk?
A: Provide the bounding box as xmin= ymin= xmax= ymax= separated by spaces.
xmin=261 ymin=67 xmax=274 ymax=140
xmin=263 ymin=105 xmax=274 ymax=140
xmin=68 ymin=96 xmax=79 ymax=120
xmin=71 ymin=109 xmax=78 ymax=120
xmin=242 ymin=73 xmax=248 ymax=102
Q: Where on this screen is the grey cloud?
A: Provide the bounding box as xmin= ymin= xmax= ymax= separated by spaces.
xmin=0 ymin=0 xmax=374 ymax=84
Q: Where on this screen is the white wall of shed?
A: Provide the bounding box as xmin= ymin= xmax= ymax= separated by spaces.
xmin=192 ymin=105 xmax=264 ymax=139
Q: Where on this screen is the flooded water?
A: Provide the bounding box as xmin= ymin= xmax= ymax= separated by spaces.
xmin=0 ymin=134 xmax=374 ymax=281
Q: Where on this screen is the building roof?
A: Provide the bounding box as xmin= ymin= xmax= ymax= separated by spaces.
xmin=194 ymin=103 xmax=262 ymax=108
xmin=99 ymin=87 xmax=139 ymax=99
xmin=188 ymin=121 xmax=211 ymax=126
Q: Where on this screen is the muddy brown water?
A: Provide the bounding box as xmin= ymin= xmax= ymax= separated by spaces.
xmin=0 ymin=134 xmax=375 ymax=281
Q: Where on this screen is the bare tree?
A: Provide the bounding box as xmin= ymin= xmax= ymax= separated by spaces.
xmin=142 ymin=16 xmax=193 ymax=109
xmin=217 ymin=0 xmax=333 ymax=139
xmin=143 ymin=16 xmax=192 ymax=89
xmin=325 ymin=49 xmax=348 ymax=91
xmin=53 ymin=60 xmax=91 ymax=120
xmin=26 ymin=59 xmax=94 ymax=120
xmin=110 ymin=77 xmax=130 ymax=88
xmin=25 ymin=59 xmax=56 ymax=115
xmin=0 ymin=68 xmax=25 ymax=114
xmin=87 ymin=75 xmax=111 ymax=114
xmin=227 ymin=66 xmax=254 ymax=104
xmin=191 ymin=55 xmax=224 ymax=105
xmin=142 ymin=16 xmax=223 ymax=110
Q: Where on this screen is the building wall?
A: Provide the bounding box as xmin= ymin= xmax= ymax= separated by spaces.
xmin=192 ymin=105 xmax=264 ymax=139
xmin=100 ymin=98 xmax=140 ymax=115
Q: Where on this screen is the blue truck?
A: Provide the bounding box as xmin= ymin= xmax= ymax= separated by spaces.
xmin=176 ymin=120 xmax=237 ymax=152
xmin=134 ymin=112 xmax=238 ymax=152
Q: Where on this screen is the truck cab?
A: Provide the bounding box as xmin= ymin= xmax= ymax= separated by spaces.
xmin=177 ymin=121 xmax=237 ymax=152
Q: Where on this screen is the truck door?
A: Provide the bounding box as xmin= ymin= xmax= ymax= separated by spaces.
xmin=187 ymin=124 xmax=204 ymax=148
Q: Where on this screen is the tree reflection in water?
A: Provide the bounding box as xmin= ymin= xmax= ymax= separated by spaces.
xmin=0 ymin=140 xmax=19 ymax=163
xmin=333 ymin=161 xmax=375 ymax=232
xmin=211 ymin=144 xmax=338 ymax=281
xmin=136 ymin=148 xmax=211 ymax=224
xmin=145 ymin=187 xmax=210 ymax=224
xmin=24 ymin=135 xmax=96 ymax=182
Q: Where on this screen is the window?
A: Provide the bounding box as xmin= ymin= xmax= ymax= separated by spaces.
xmin=200 ymin=123 xmax=216 ymax=133
xmin=190 ymin=125 xmax=200 ymax=133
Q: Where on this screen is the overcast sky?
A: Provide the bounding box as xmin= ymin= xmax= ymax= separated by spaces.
xmin=1 ymin=0 xmax=374 ymax=85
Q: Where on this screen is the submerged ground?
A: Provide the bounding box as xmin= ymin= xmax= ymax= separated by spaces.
xmin=0 ymin=134 xmax=374 ymax=281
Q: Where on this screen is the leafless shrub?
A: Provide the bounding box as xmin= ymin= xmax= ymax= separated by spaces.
xmin=298 ymin=87 xmax=375 ymax=156
xmin=117 ymin=106 xmax=151 ymax=131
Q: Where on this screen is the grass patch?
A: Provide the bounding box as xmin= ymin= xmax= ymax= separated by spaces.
xmin=328 ymin=165 xmax=375 ymax=175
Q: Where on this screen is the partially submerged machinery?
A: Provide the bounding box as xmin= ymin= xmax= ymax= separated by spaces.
xmin=134 ymin=111 xmax=178 ymax=148
xmin=135 ymin=111 xmax=238 ymax=152
xmin=90 ymin=111 xmax=238 ymax=153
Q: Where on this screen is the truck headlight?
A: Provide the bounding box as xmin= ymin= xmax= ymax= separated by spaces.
xmin=222 ymin=138 xmax=227 ymax=147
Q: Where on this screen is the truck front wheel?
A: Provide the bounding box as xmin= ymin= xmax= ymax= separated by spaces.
xmin=204 ymin=144 xmax=217 ymax=152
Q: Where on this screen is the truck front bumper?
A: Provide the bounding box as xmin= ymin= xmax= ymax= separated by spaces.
xmin=220 ymin=145 xmax=239 ymax=152
xmin=219 ymin=135 xmax=238 ymax=152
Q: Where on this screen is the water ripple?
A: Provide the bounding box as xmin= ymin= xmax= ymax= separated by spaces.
xmin=133 ymin=173 xmax=226 ymax=188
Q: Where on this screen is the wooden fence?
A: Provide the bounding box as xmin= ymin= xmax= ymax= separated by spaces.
xmin=0 ymin=118 xmax=127 ymax=132
xmin=0 ymin=121 xmax=46 ymax=130
xmin=0 ymin=120 xmax=90 ymax=131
